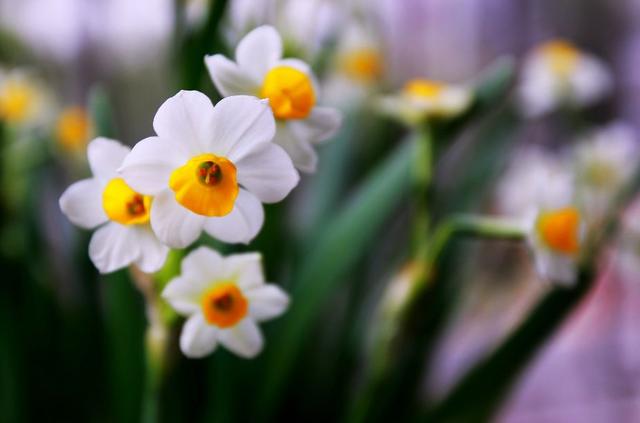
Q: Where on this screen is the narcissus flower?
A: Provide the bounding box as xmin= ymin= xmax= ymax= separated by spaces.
xmin=59 ymin=138 xmax=169 ymax=274
xmin=574 ymin=122 xmax=639 ymax=222
xmin=518 ymin=39 xmax=611 ymax=118
xmin=323 ymin=23 xmax=384 ymax=108
xmin=162 ymin=247 xmax=289 ymax=358
xmin=0 ymin=68 xmax=52 ymax=129
xmin=119 ymin=91 xmax=299 ymax=248
xmin=496 ymin=147 xmax=573 ymax=218
xmin=56 ymin=106 xmax=93 ymax=152
xmin=377 ymin=78 xmax=472 ymax=126
xmin=528 ymin=206 xmax=584 ymax=285
xmin=205 ymin=25 xmax=342 ymax=173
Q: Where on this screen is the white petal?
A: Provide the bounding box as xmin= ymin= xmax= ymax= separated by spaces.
xmin=245 ymin=284 xmax=289 ymax=321
xmin=59 ymin=178 xmax=108 ymax=229
xmin=133 ymin=226 xmax=170 ymax=273
xmin=152 ymin=90 xmax=216 ymax=156
xmin=180 ymin=246 xmax=225 ymax=283
xmin=203 ymin=189 xmax=264 ymax=244
xmin=87 ymin=138 xmax=131 ymax=183
xmin=533 ymin=250 xmax=577 ymax=287
xmin=88 ymin=222 xmax=139 ymax=274
xmin=235 ymin=142 xmax=299 ymax=203
xmin=236 ymin=25 xmax=282 ymax=83
xmin=218 ymin=317 xmax=263 ymax=358
xmin=517 ymin=57 xmax=558 ymax=118
xmin=205 ymin=54 xmax=260 ymax=97
xmin=209 ymin=95 xmax=276 ymax=160
xmin=150 ymin=189 xmax=206 ymax=248
xmin=118 ymin=136 xmax=182 ymax=196
xmin=274 ymin=122 xmax=318 ymax=173
xmin=180 ymin=314 xmax=219 ymax=358
xmin=222 ymin=252 xmax=264 ymax=289
xmin=288 ymin=106 xmax=342 ymax=145
xmin=571 ymin=56 xmax=612 ymax=106
xmin=162 ymin=275 xmax=205 ymax=315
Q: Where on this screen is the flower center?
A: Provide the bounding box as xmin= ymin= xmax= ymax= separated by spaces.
xmin=260 ymin=66 xmax=316 ymax=120
xmin=341 ymin=48 xmax=382 ymax=82
xmin=0 ymin=80 xmax=36 ymax=124
xmin=56 ymin=107 xmax=92 ymax=152
xmin=201 ymin=283 xmax=248 ymax=328
xmin=540 ymin=40 xmax=579 ymax=77
xmin=102 ymin=178 xmax=152 ymax=225
xmin=403 ymin=79 xmax=445 ymax=101
xmin=169 ymin=153 xmax=238 ymax=217
xmin=537 ymin=207 xmax=581 ymax=254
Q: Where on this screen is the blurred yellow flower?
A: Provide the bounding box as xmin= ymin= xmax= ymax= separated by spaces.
xmin=377 ymin=78 xmax=472 ymax=126
xmin=340 ymin=48 xmax=382 ymax=83
xmin=518 ymin=39 xmax=611 ymax=118
xmin=55 ymin=107 xmax=93 ymax=152
xmin=0 ymin=69 xmax=51 ymax=128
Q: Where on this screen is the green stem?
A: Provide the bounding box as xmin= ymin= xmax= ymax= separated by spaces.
xmin=421 ymin=165 xmax=640 ymax=423
xmin=412 ymin=126 xmax=433 ymax=254
xmin=129 ymin=267 xmax=168 ymax=423
xmin=347 ymin=215 xmax=525 ymax=423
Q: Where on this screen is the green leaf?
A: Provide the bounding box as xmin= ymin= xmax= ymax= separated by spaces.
xmin=255 ymin=139 xmax=416 ymax=419
xmin=88 ymin=86 xmax=116 ymax=139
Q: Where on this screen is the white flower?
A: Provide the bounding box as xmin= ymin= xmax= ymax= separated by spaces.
xmin=162 ymin=246 xmax=289 ymax=359
xmin=59 ymin=138 xmax=169 ymax=274
xmin=518 ymin=39 xmax=612 ymax=118
xmin=573 ymin=122 xmax=639 ymax=222
xmin=119 ymin=91 xmax=299 ymax=248
xmin=0 ymin=68 xmax=54 ymax=130
xmin=225 ymin=0 xmax=341 ymax=61
xmin=205 ymin=25 xmax=342 ymax=173
xmin=322 ymin=22 xmax=384 ymax=108
xmin=496 ymin=147 xmax=574 ymax=219
xmin=527 ymin=206 xmax=584 ymax=286
xmin=376 ymin=79 xmax=472 ymax=126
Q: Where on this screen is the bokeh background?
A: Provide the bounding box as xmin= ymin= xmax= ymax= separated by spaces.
xmin=1 ymin=0 xmax=640 ymax=422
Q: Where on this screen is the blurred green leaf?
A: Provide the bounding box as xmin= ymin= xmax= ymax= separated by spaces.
xmin=103 ymin=271 xmax=146 ymax=423
xmin=176 ymin=0 xmax=229 ymax=90
xmin=256 ymin=138 xmax=416 ymax=419
xmin=88 ymin=86 xmax=116 ymax=139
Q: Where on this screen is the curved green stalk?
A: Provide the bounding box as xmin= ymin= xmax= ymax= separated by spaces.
xmin=421 ymin=165 xmax=640 ymax=423
xmin=347 ymin=215 xmax=525 ymax=423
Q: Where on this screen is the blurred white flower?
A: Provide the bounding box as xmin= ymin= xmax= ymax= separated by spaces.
xmin=59 ymin=138 xmax=169 ymax=274
xmin=0 ymin=68 xmax=54 ymax=131
xmin=226 ymin=0 xmax=342 ymax=61
xmin=322 ymin=22 xmax=384 ymax=108
xmin=206 ymin=26 xmax=342 ymax=173
xmin=162 ymin=247 xmax=289 ymax=358
xmin=496 ymin=147 xmax=574 ymax=218
xmin=119 ymin=91 xmax=299 ymax=248
xmin=573 ymin=122 xmax=639 ymax=222
xmin=518 ymin=39 xmax=612 ymax=118
xmin=527 ymin=206 xmax=584 ymax=286
xmin=377 ymin=79 xmax=472 ymax=126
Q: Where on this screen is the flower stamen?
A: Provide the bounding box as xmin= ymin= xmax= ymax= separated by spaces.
xmin=201 ymin=283 xmax=248 ymax=328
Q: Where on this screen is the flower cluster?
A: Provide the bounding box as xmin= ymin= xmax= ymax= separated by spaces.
xmin=58 ymin=26 xmax=342 ymax=359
